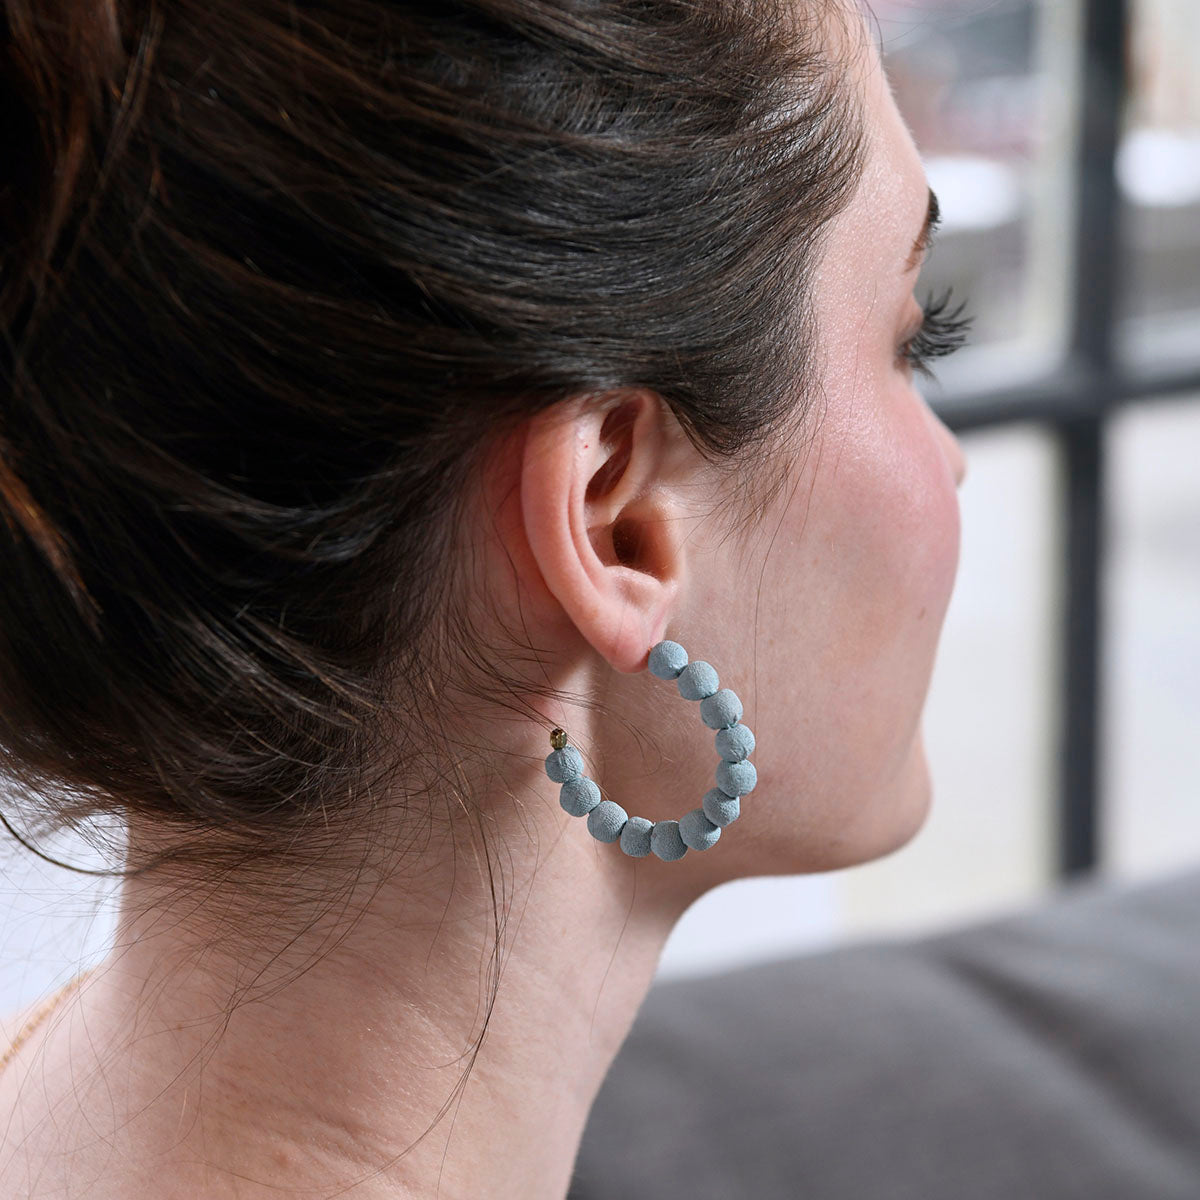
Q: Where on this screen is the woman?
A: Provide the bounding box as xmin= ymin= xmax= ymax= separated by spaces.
xmin=0 ymin=0 xmax=969 ymax=1194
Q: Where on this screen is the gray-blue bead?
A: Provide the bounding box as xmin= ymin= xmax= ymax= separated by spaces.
xmin=700 ymin=688 xmax=743 ymax=730
xmin=619 ymin=815 xmax=654 ymax=857
xmin=678 ymin=808 xmax=721 ymax=851
xmin=559 ymin=776 xmax=602 ymax=817
xmin=716 ymin=758 xmax=757 ymax=797
xmin=545 ymin=745 xmax=585 ymax=783
xmin=587 ymin=799 xmax=628 ymax=843
xmin=703 ymin=787 xmax=740 ymax=827
xmin=650 ymin=820 xmax=688 ymax=861
xmin=648 ymin=640 xmax=688 ymax=680
xmin=715 ymin=723 xmax=755 ymax=762
xmin=677 ymin=661 xmax=719 ymax=701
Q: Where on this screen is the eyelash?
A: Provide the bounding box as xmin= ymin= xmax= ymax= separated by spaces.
xmin=897 ymin=287 xmax=974 ymax=381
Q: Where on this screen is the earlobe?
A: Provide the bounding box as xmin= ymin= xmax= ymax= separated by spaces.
xmin=521 ymin=391 xmax=686 ymax=674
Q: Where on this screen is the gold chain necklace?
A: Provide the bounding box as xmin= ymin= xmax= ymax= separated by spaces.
xmin=0 ymin=968 xmax=95 ymax=1080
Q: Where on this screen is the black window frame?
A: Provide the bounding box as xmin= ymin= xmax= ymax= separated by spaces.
xmin=931 ymin=1 xmax=1200 ymax=879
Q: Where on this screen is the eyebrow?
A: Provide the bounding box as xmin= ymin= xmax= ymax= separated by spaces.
xmin=904 ymin=187 xmax=941 ymax=273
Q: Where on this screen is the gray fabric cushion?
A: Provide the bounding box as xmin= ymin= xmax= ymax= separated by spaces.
xmin=568 ymin=869 xmax=1200 ymax=1199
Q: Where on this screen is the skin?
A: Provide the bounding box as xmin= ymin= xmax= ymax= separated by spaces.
xmin=0 ymin=8 xmax=965 ymax=1198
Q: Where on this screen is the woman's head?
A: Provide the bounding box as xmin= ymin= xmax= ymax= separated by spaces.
xmin=0 ymin=0 xmax=963 ymax=914
xmin=482 ymin=5 xmax=966 ymax=890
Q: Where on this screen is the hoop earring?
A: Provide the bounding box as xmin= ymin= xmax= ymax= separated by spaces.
xmin=543 ymin=639 xmax=756 ymax=860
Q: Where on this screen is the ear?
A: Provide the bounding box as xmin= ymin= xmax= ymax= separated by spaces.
xmin=521 ymin=390 xmax=686 ymax=674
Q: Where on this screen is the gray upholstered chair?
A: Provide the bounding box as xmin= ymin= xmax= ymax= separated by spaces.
xmin=570 ymin=868 xmax=1200 ymax=1199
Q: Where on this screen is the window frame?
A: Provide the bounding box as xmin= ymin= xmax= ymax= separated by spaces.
xmin=930 ymin=0 xmax=1200 ymax=878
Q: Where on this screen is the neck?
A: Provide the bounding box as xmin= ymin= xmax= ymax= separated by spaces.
xmin=4 ymin=779 xmax=688 ymax=1198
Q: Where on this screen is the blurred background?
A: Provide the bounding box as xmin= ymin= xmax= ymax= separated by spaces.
xmin=2 ymin=0 xmax=1198 ymax=1008
xmin=659 ymin=0 xmax=1200 ymax=978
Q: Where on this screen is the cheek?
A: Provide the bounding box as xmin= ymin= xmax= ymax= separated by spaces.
xmin=874 ymin=395 xmax=961 ymax=636
xmin=825 ymin=387 xmax=960 ymax=661
xmin=762 ymin=383 xmax=961 ymax=788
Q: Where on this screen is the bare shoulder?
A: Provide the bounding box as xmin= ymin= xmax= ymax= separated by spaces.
xmin=0 ymin=974 xmax=90 ymax=1054
xmin=0 ymin=999 xmax=41 ymax=1050
xmin=0 ymin=996 xmax=89 ymax=1197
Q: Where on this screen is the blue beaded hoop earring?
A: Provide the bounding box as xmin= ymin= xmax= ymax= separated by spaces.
xmin=543 ymin=639 xmax=756 ymax=861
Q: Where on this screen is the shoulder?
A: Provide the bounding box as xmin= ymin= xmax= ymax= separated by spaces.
xmin=0 ymin=975 xmax=91 ymax=1073
xmin=0 ymin=998 xmax=42 ymax=1056
xmin=3 ymin=968 xmax=98 ymax=1037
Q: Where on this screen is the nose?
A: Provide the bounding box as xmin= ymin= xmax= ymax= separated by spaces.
xmin=929 ymin=405 xmax=967 ymax=488
xmin=946 ymin=427 xmax=967 ymax=488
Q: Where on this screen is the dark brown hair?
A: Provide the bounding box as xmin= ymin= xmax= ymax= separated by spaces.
xmin=0 ymin=0 xmax=867 ymax=893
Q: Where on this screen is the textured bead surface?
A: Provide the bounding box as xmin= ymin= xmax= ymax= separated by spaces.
xmin=678 ymin=808 xmax=721 ymax=851
xmin=555 ymin=637 xmax=757 ymax=861
xmin=545 ymin=746 xmax=585 ymax=783
xmin=700 ymin=688 xmax=743 ymax=730
xmin=619 ymin=815 xmax=654 ymax=858
xmin=715 ymin=723 xmax=755 ymax=762
xmin=650 ymin=820 xmax=688 ymax=861
xmin=648 ymin=640 xmax=688 ymax=680
xmin=702 ymin=788 xmax=740 ymax=827
xmin=587 ymin=799 xmax=628 ymax=843
xmin=716 ymin=758 xmax=757 ymax=797
xmin=559 ymin=776 xmax=602 ymax=818
xmin=677 ymin=661 xmax=719 ymax=701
